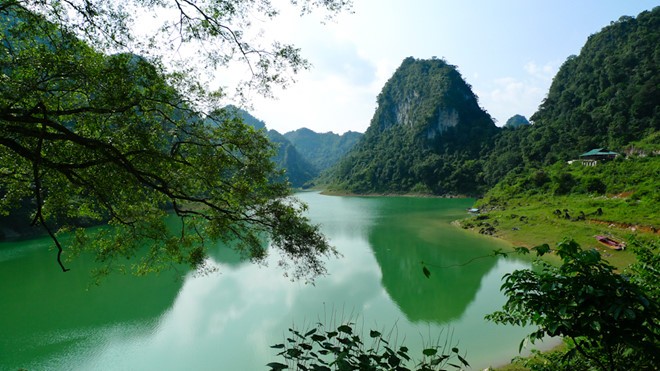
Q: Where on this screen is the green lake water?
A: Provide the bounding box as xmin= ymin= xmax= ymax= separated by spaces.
xmin=0 ymin=192 xmax=544 ymax=370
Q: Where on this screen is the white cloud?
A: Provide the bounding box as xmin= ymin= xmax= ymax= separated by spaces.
xmin=250 ymin=68 xmax=378 ymax=134
xmin=523 ymin=61 xmax=557 ymax=81
xmin=478 ymin=61 xmax=559 ymax=126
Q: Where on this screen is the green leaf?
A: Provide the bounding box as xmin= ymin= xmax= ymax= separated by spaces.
xmin=369 ymin=330 xmax=381 ymax=338
xmin=422 ymin=266 xmax=431 ymax=278
xmin=311 ymin=334 xmax=326 ymax=342
xmin=457 ymin=354 xmax=470 ymax=367
xmin=397 ymin=350 xmax=411 ymax=361
xmin=266 ymin=362 xmax=288 ymax=370
xmin=387 ymin=354 xmax=401 ymax=367
xmin=286 ymin=349 xmax=303 ymax=358
xmin=533 ymin=243 xmax=551 ymax=256
xmin=271 ymin=344 xmax=285 ymax=349
xmin=337 ymin=325 xmax=352 ymax=334
xmin=422 ymin=348 xmax=437 ymax=356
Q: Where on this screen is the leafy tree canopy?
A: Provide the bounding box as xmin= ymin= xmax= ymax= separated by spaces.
xmin=487 ymin=239 xmax=660 ymax=370
xmin=0 ymin=1 xmax=352 ymax=280
xmin=16 ymin=0 xmax=352 ymax=97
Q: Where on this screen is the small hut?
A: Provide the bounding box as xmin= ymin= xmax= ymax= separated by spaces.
xmin=578 ymin=148 xmax=619 ymax=166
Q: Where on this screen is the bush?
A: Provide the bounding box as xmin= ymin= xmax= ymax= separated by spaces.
xmin=268 ymin=323 xmax=469 ymax=371
xmin=582 ymin=177 xmax=607 ymax=194
xmin=552 ymin=172 xmax=577 ymax=195
xmin=487 ymin=239 xmax=660 ymax=370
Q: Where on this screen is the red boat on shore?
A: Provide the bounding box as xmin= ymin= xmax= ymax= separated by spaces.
xmin=595 ymin=235 xmax=626 ymax=250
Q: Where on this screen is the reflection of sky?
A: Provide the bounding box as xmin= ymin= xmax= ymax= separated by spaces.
xmin=39 ymin=193 xmax=554 ymax=370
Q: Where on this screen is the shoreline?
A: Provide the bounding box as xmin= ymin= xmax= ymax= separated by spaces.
xmin=317 ymin=189 xmax=473 ymax=199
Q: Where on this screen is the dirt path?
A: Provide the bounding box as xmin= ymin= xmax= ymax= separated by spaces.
xmin=588 ymin=219 xmax=659 ymax=235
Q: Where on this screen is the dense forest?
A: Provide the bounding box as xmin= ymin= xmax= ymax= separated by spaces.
xmin=283 ymin=128 xmax=362 ymax=173
xmin=480 ymin=8 xmax=659 ymax=187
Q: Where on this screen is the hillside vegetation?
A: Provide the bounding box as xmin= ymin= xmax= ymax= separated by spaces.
xmin=284 ymin=128 xmax=362 ymax=173
xmin=481 ymin=8 xmax=659 ymax=186
xmin=463 ymin=154 xmax=659 ymax=268
xmin=327 ymin=57 xmax=498 ymax=195
xmin=459 ymin=8 xmax=660 ymax=264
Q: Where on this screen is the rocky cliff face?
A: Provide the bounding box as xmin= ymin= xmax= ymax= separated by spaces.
xmin=428 ymin=108 xmax=460 ymax=139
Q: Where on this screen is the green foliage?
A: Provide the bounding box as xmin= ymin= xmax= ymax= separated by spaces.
xmin=224 ymin=107 xmax=318 ymax=188
xmin=507 ymin=344 xmax=591 ymax=371
xmin=504 ymin=114 xmax=530 ymax=129
xmin=486 ymin=239 xmax=660 ymax=370
xmin=16 ymin=0 xmax=352 ymax=97
xmin=482 ymin=8 xmax=659 ymax=186
xmin=284 ymin=128 xmax=363 ymax=173
xmin=481 ymin=156 xmax=660 ymax=209
xmin=328 ymin=57 xmax=497 ymax=195
xmin=269 ymin=323 xmax=469 ymax=370
xmin=627 ymin=237 xmax=660 ymax=304
xmin=0 ymin=4 xmax=339 ymax=281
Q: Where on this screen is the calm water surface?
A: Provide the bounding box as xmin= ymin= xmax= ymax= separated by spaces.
xmin=1 ymin=193 xmax=539 ymax=370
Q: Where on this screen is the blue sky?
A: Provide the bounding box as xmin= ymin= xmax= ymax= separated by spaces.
xmin=221 ymin=0 xmax=659 ymax=134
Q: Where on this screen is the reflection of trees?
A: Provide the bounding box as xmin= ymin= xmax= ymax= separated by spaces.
xmin=368 ymin=216 xmax=497 ymax=324
xmin=0 ymin=238 xmax=182 ymax=367
xmin=206 ymin=240 xmax=260 ymax=267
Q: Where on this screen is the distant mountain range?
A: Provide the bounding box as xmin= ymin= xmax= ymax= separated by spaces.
xmin=283 ymin=128 xmax=362 ymax=173
xmin=225 ymin=106 xmax=362 ymax=188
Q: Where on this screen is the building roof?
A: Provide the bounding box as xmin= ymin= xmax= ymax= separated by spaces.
xmin=579 ymin=148 xmax=619 ymax=157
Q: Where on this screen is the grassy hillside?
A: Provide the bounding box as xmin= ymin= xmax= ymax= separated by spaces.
xmin=461 ymin=152 xmax=659 ymax=269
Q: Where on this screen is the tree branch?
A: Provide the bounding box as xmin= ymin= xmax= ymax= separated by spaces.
xmin=29 ymin=102 xmax=70 ymax=272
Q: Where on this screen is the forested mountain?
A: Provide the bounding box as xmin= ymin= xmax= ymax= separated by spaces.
xmin=266 ymin=129 xmax=318 ymax=188
xmin=328 ymin=57 xmax=498 ymax=195
xmin=482 ymin=7 xmax=659 ymax=186
xmin=283 ymin=128 xmax=362 ymax=172
xmin=224 ymin=107 xmax=318 ymax=188
xmin=227 ymin=105 xmax=267 ymax=130
xmin=504 ymin=114 xmax=530 ymax=128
